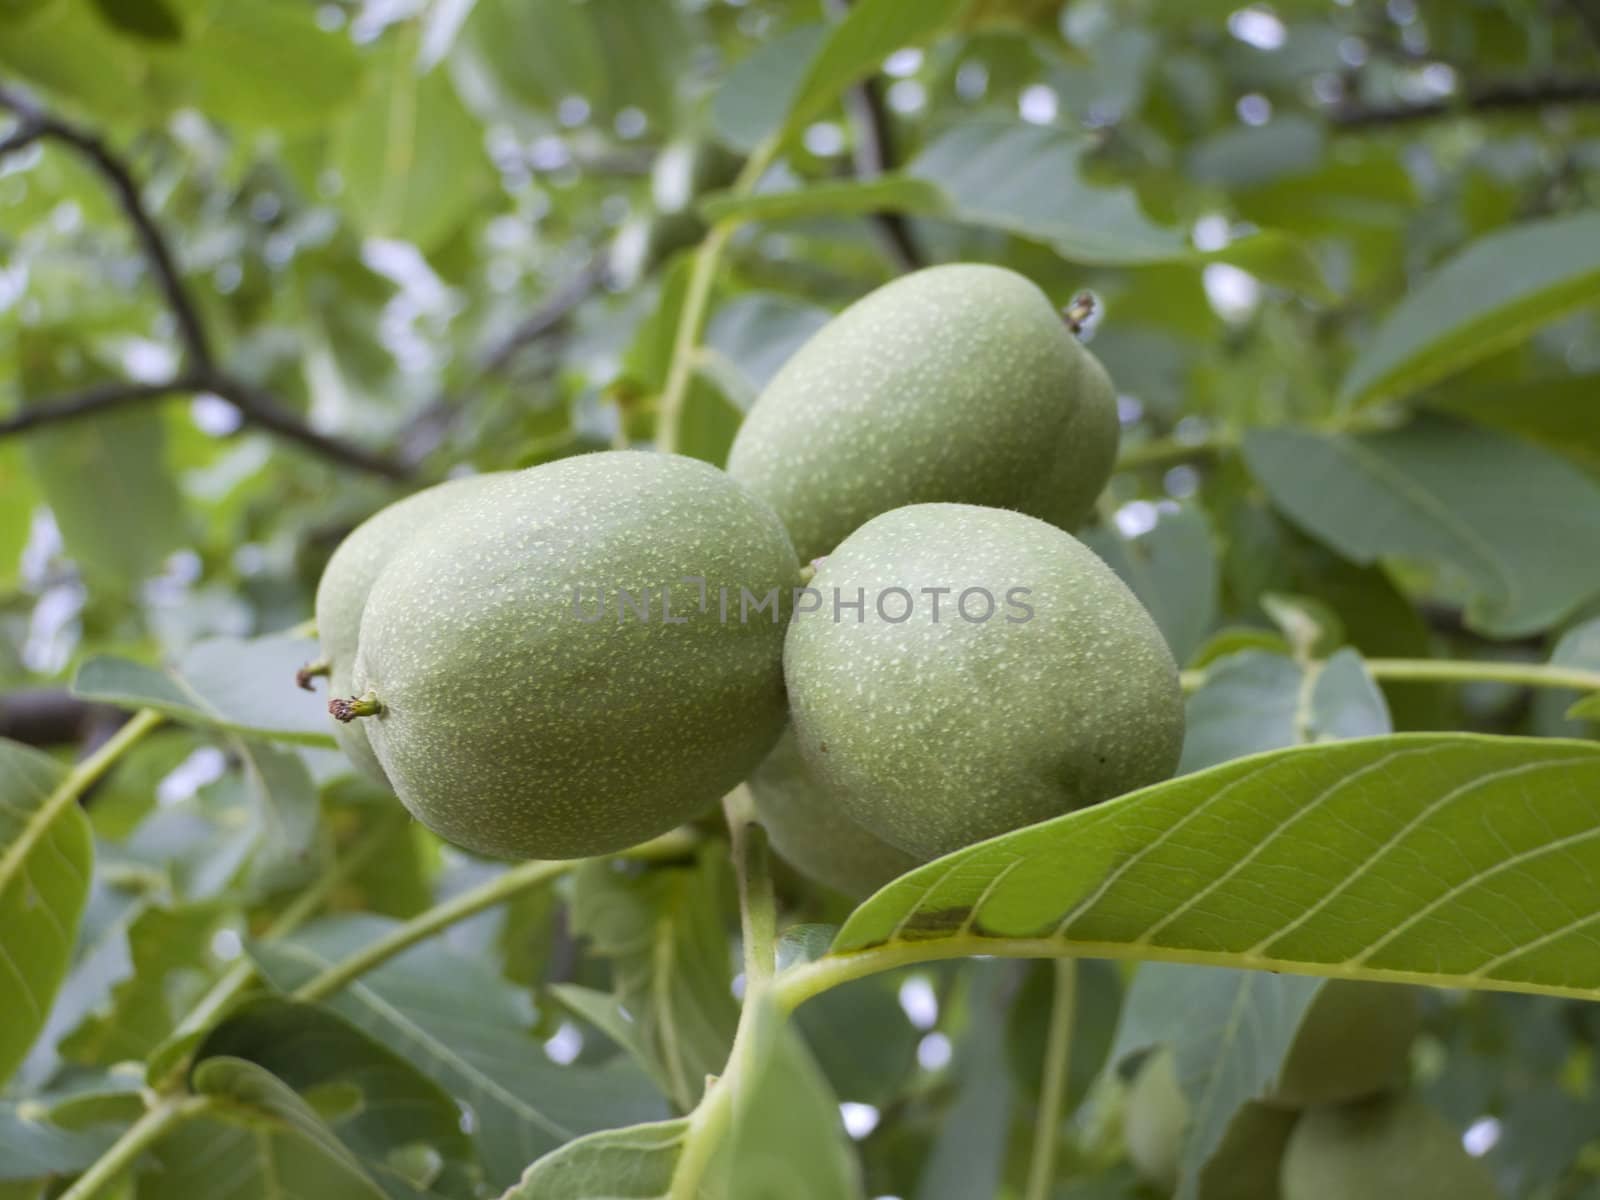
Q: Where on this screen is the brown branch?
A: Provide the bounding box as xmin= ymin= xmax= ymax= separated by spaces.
xmin=0 ymin=689 xmax=122 ymax=749
xmin=197 ymin=371 xmax=411 ymax=479
xmin=846 ymin=76 xmax=925 ymax=272
xmin=0 ymin=378 xmax=190 ymax=435
xmin=0 ymin=369 xmax=410 ymax=478
xmin=824 ymin=0 xmax=925 ymax=273
xmin=1332 ymin=75 xmax=1600 ymax=128
xmin=0 ymin=81 xmax=409 ymax=479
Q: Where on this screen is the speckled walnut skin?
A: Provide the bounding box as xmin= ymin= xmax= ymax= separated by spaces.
xmin=315 ymin=474 xmax=504 ymax=785
xmin=784 ymin=503 xmax=1183 ymax=861
xmin=353 ymin=451 xmax=800 ymax=860
xmin=727 ymin=263 xmax=1119 ymax=564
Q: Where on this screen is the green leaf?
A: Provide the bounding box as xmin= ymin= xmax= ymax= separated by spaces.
xmin=72 ymin=634 xmax=336 ymax=746
xmin=1084 ymin=505 xmax=1218 ymax=666
xmin=18 ymin=333 xmax=186 ymax=587
xmin=194 ymin=997 xmax=480 ymax=1198
xmin=0 ymin=739 xmax=88 ymax=1088
xmin=908 ymin=119 xmax=1186 ymax=264
xmin=0 ymin=1102 xmax=118 ymax=1182
xmin=150 ymin=1057 xmax=388 ymax=1200
xmin=709 ymin=995 xmax=863 ymax=1200
xmin=1183 ymin=647 xmax=1388 ymax=774
xmin=781 ymin=0 xmax=966 ymax=142
xmin=156 ymin=0 xmax=367 ymax=129
xmin=830 ymin=734 xmax=1600 ymax=1002
xmin=796 ymin=970 xmax=921 ymax=1107
xmin=460 ymin=0 xmax=692 ymax=126
xmin=1538 ymin=616 xmax=1600 ymax=731
xmin=1179 ymin=651 xmax=1304 ymax=774
xmin=1114 ymin=965 xmax=1319 ymax=1200
xmin=503 ymin=1118 xmax=690 ymax=1199
xmin=58 ymin=902 xmax=224 ymax=1068
xmin=235 ymin=740 xmax=320 ymax=893
xmin=1242 ymin=419 xmax=1600 ymax=636
xmin=252 ymin=915 xmax=667 ymax=1190
xmin=1568 ymin=694 xmax=1600 ymax=722
xmin=711 ymin=24 xmax=828 ymax=153
xmin=0 ymin=1 xmax=163 ymax=122
xmin=1340 ymin=212 xmax=1600 ymax=407
xmin=1007 ymin=959 xmax=1122 ymax=1114
xmin=699 ymin=176 xmax=945 ymax=226
xmin=914 ymin=964 xmax=1013 ymax=1200
xmin=331 ymin=31 xmax=490 ymax=251
xmin=1421 ymin=373 xmax=1600 ymax=468
xmin=1309 ymin=648 xmax=1392 ymax=742
xmin=570 ymin=856 xmax=740 ymax=1113
xmin=704 ymin=294 xmax=830 ymax=394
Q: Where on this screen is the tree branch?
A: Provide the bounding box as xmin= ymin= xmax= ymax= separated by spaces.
xmin=844 ymin=75 xmax=925 ymax=272
xmin=1332 ymin=75 xmax=1600 ymax=128
xmin=0 ymin=369 xmax=410 ymax=478
xmin=0 ymin=82 xmax=410 ymax=479
xmin=0 ymin=689 xmax=120 ymax=748
xmin=0 ymin=378 xmax=194 ymax=435
xmin=824 ymin=0 xmax=925 ymax=272
xmin=199 ymin=370 xmax=410 ymax=478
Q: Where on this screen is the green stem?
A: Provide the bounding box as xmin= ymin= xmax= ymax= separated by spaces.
xmin=665 ymin=793 xmax=781 ymax=1198
xmin=293 ymin=858 xmax=570 ymax=1003
xmin=722 ymin=787 xmax=777 ymax=991
xmin=1367 ymin=657 xmax=1600 ymax=692
xmin=56 ymin=1094 xmax=213 ymax=1200
xmin=1181 ymin=656 xmax=1600 ymax=695
xmin=655 ymin=138 xmax=780 ymax=456
xmin=1 ymin=709 xmax=162 ymax=888
xmin=1023 ymin=959 xmax=1078 ymax=1200
xmin=666 ymin=1064 xmax=737 ymax=1200
xmin=775 ymin=923 xmax=1600 ymax=1015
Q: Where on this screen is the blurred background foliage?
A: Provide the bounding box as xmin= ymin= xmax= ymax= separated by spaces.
xmin=3 ymin=1 xmax=1600 ymax=1197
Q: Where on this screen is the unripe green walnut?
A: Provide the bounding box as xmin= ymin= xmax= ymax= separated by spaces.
xmin=1281 ymin=1094 xmax=1499 ymax=1200
xmin=345 ymin=451 xmax=800 ymax=860
xmin=727 ymin=263 xmax=1119 ymax=563
xmin=748 ymin=729 xmax=925 ymax=899
xmin=1125 ymin=1049 xmax=1297 ymax=1199
xmin=1265 ymin=981 xmax=1420 ymax=1109
xmin=784 ymin=504 xmax=1182 ymax=860
xmin=311 ymin=474 xmax=502 ymax=784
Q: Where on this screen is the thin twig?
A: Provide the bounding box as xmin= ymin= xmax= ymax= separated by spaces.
xmin=1024 ymin=959 xmax=1078 ymax=1200
xmin=0 ymin=82 xmax=409 ymax=479
xmin=1332 ymin=75 xmax=1600 ymax=128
